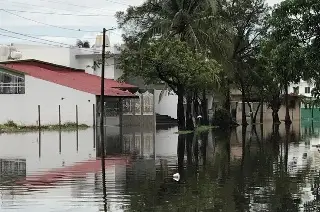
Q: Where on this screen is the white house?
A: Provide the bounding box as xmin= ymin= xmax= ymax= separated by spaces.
xmin=0 ymin=42 xmax=181 ymax=121
xmin=0 ymin=59 xmax=157 ymax=126
xmin=289 ymin=80 xmax=314 ymax=98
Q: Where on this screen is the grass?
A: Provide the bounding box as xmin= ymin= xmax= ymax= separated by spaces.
xmin=175 ymin=125 xmax=217 ymax=135
xmin=0 ymin=121 xmax=90 ymax=133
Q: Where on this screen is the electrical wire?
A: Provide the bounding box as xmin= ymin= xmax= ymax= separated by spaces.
xmin=0 ymin=0 xmax=129 ymax=12
xmin=0 ymin=28 xmax=73 ymax=47
xmin=0 ymin=33 xmax=68 ymax=47
xmin=0 ymin=32 xmax=119 ymax=54
xmin=1 ymin=9 xmax=114 ymax=17
xmin=35 ymin=0 xmax=131 ymax=9
xmin=1 ymin=9 xmax=103 ymax=33
xmin=0 ymin=0 xmax=88 ymax=14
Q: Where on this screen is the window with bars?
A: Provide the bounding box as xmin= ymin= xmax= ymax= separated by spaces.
xmin=0 ymin=71 xmax=25 ymax=94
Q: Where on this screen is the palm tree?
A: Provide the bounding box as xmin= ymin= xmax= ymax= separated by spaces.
xmin=117 ymin=0 xmax=229 ymax=129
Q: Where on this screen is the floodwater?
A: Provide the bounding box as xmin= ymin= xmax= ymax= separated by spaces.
xmin=0 ymin=121 xmax=320 ymax=211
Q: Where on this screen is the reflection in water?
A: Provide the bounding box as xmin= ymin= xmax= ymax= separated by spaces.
xmin=2 ymin=122 xmax=320 ymax=210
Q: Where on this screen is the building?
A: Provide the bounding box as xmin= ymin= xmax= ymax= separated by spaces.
xmin=0 ymin=59 xmax=155 ymax=127
xmin=0 ymin=43 xmax=181 ymax=122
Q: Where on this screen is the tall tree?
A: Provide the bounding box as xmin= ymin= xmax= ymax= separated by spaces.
xmin=216 ymin=0 xmax=270 ymax=126
xmin=265 ymin=1 xmax=307 ymax=125
xmin=119 ymin=39 xmax=221 ymax=130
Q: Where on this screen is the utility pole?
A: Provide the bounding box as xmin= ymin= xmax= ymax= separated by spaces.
xmin=99 ymin=27 xmax=108 ymax=210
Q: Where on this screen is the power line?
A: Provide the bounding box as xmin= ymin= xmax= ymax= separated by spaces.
xmin=35 ymin=0 xmax=131 ymax=9
xmin=104 ymin=0 xmax=130 ymax=6
xmin=0 ymin=28 xmax=72 ymax=47
xmin=35 ymin=0 xmax=107 ymax=10
xmin=0 ymin=33 xmax=68 ymax=47
xmin=1 ymin=9 xmax=103 ymax=33
xmin=0 ymin=0 xmax=128 ymax=12
xmin=0 ymin=0 xmax=88 ymax=14
xmin=1 ymin=9 xmax=115 ymax=17
xmin=0 ymin=31 xmax=117 ymax=54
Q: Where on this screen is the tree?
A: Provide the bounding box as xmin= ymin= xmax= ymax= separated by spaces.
xmin=117 ymin=0 xmax=229 ymax=128
xmin=266 ymin=0 xmax=317 ymax=125
xmin=119 ymin=39 xmax=221 ymax=130
xmin=258 ymin=38 xmax=283 ymax=124
xmin=216 ymin=0 xmax=270 ymax=126
xmin=76 ymin=39 xmax=90 ymax=48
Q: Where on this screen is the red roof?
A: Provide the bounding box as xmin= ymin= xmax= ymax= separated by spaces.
xmin=0 ymin=59 xmax=137 ymax=97
xmin=16 ymin=157 xmax=130 ymax=187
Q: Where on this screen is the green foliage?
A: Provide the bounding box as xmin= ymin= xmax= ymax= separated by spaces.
xmin=4 ymin=120 xmax=18 ymax=128
xmin=119 ymin=39 xmax=221 ymax=94
xmin=116 ymin=0 xmax=222 ymax=51
xmin=212 ymin=107 xmax=232 ymax=127
xmin=0 ymin=122 xmax=89 ymax=133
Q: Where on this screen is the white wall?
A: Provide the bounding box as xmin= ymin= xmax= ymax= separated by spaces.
xmin=9 ymin=44 xmax=120 ymax=80
xmin=12 ymin=44 xmax=73 ymax=67
xmin=0 ymin=75 xmax=96 ymax=126
xmin=93 ymin=57 xmax=115 ymax=79
xmin=289 ymin=80 xmax=314 ymax=97
xmin=154 ymin=89 xmax=178 ymax=119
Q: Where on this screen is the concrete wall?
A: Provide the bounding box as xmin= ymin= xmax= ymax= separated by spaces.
xmin=0 ymin=75 xmax=96 ymax=126
xmin=13 ymin=44 xmax=74 ymax=67
xmin=154 ymin=89 xmax=178 ymax=119
xmin=235 ymin=102 xmax=301 ymax=122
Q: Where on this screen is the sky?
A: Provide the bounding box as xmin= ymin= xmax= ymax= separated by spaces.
xmin=0 ymin=0 xmax=283 ymax=47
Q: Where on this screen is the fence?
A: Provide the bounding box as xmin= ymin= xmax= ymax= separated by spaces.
xmin=0 ymin=104 xmax=96 ymax=127
xmin=122 ymin=91 xmax=154 ymax=116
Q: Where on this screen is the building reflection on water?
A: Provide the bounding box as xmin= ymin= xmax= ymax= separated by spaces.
xmin=2 ymin=122 xmax=320 ymax=211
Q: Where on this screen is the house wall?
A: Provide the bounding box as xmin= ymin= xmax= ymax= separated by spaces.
xmin=0 ymin=75 xmax=96 ymax=126
xmin=12 ymin=44 xmax=74 ymax=67
xmin=6 ymin=44 xmax=120 ymax=80
xmin=154 ymin=89 xmax=177 ymax=119
xmin=235 ymin=102 xmax=301 ymax=122
xmin=92 ymin=57 xmax=115 ymax=79
xmin=289 ymin=80 xmax=314 ymax=98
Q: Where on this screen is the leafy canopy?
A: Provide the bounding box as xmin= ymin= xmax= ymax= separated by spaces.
xmin=119 ymin=39 xmax=221 ymax=94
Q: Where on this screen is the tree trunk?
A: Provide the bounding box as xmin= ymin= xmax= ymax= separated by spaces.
xmin=284 ymin=85 xmax=292 ymax=125
xmin=194 ymin=91 xmax=199 ymax=117
xmin=201 ymin=89 xmax=209 ymax=125
xmin=224 ymin=83 xmax=231 ymax=114
xmin=241 ymin=91 xmax=248 ymax=126
xmin=186 ymin=92 xmax=194 ymax=131
xmin=246 ymin=101 xmax=254 ymax=124
xmin=177 ymin=87 xmax=186 ymax=131
xmin=177 ymin=134 xmax=186 ymax=179
xmin=272 ymin=109 xmax=280 ymax=124
xmin=312 ymin=102 xmax=314 ymax=120
xmin=260 ymin=99 xmax=264 ymax=124
xmin=252 ymin=103 xmax=261 ymax=124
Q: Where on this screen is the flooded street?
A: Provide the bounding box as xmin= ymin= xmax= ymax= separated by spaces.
xmin=0 ymin=122 xmax=320 ymax=211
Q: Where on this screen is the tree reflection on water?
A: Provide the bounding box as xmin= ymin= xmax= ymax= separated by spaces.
xmin=123 ymin=122 xmax=320 ymax=211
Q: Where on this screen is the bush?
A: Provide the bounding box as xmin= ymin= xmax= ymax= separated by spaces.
xmin=4 ymin=120 xmax=18 ymax=128
xmin=212 ymin=108 xmax=232 ymax=128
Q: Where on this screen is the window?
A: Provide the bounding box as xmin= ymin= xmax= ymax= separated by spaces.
xmin=305 ymin=87 xmax=311 ymax=94
xmin=293 ymin=86 xmax=299 ymax=94
xmin=0 ymin=71 xmax=25 ymax=94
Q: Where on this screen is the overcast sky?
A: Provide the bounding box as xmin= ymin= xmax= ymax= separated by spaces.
xmin=0 ymin=0 xmax=283 ymax=47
